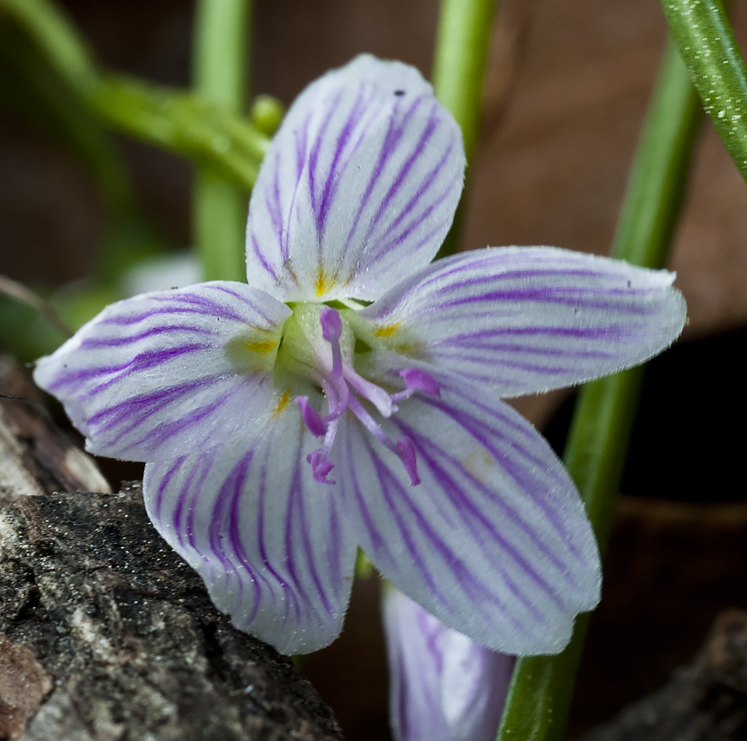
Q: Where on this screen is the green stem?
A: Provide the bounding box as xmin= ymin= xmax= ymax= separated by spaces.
xmin=193 ymin=0 xmax=250 ymax=111
xmin=432 ymin=0 xmax=500 ymax=258
xmin=91 ymin=75 xmax=267 ymax=187
xmin=661 ymin=0 xmax=747 ymax=183
xmin=0 ymin=0 xmax=268 ymax=190
xmin=192 ymin=0 xmax=252 ymax=282
xmin=496 ymin=37 xmax=701 ymax=741
xmin=432 ymin=0 xmax=498 ymax=164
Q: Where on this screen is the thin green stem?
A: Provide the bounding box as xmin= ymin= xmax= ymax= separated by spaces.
xmin=496 ymin=37 xmax=701 ymax=741
xmin=661 ymin=0 xmax=747 ymax=183
xmin=0 ymin=11 xmax=175 ymax=289
xmin=432 ymin=0 xmax=500 ymax=258
xmin=0 ymin=0 xmax=98 ymax=91
xmin=0 ymin=0 xmax=269 ymax=190
xmin=192 ymin=0 xmax=252 ymax=282
xmin=0 ymin=19 xmax=131 ymax=213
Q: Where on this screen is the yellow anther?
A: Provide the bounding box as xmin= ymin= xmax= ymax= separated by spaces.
xmin=373 ymin=323 xmax=400 ymax=338
xmin=273 ymin=390 xmax=292 ymax=416
xmin=315 ymin=268 xmax=335 ymax=298
xmin=245 ymin=340 xmax=277 ymax=354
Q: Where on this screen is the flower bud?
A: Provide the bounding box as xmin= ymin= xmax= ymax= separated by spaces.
xmin=383 ymin=588 xmax=515 ymax=741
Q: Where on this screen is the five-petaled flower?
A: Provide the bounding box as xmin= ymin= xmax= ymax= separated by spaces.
xmin=34 ymin=55 xmax=686 ymax=656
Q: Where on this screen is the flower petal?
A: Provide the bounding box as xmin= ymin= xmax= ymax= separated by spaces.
xmin=33 ymin=282 xmax=291 ymax=462
xmin=335 ymin=381 xmax=601 ymax=655
xmin=245 ymin=54 xmax=465 ymax=302
xmin=356 ymin=247 xmax=687 ymax=397
xmin=143 ymin=396 xmax=357 ymax=655
xmin=383 ymin=588 xmax=514 ymax=741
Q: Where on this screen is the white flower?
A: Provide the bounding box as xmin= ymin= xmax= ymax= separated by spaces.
xmin=34 ymin=55 xmax=686 ymax=655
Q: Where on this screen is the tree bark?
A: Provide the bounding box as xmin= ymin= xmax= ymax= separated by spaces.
xmin=582 ymin=609 xmax=747 ymax=741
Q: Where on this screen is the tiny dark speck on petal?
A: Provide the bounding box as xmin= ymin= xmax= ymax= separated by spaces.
xmin=394 ymin=89 xmax=405 ymax=96
xmin=627 ymin=280 xmax=632 ymax=287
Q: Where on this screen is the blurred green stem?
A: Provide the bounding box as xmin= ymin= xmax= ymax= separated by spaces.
xmin=432 ymin=0 xmax=500 ymax=258
xmin=496 ymin=37 xmax=701 ymax=741
xmin=0 ymin=0 xmax=268 ymax=190
xmin=0 ymin=21 xmax=131 ymax=213
xmin=661 ymin=0 xmax=747 ymax=184
xmin=0 ymin=0 xmax=97 ymax=92
xmin=192 ymin=0 xmax=252 ymax=282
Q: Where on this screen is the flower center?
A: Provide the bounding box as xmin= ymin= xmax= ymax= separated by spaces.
xmin=275 ymin=304 xmax=439 ymax=486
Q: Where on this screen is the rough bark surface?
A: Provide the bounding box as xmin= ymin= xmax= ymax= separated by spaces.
xmin=0 ymin=354 xmax=110 ymax=502
xmin=0 ymin=356 xmax=344 ymax=741
xmin=582 ymin=610 xmax=747 ymax=741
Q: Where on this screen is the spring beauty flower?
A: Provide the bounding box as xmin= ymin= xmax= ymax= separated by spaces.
xmin=384 ymin=587 xmax=514 ymax=741
xmin=34 ymin=55 xmax=686 ymax=655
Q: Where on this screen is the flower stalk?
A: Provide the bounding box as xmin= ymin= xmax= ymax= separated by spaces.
xmin=496 ymin=37 xmax=702 ymax=741
xmin=432 ymin=0 xmax=500 ymax=258
xmin=192 ymin=0 xmax=253 ymax=282
xmin=0 ymin=19 xmax=132 ymax=215
xmin=432 ymin=0 xmax=499 ymax=166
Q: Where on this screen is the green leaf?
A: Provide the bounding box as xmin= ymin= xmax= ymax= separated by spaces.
xmin=661 ymin=0 xmax=747 ymax=183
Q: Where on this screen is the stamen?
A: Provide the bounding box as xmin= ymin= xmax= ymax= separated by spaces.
xmin=345 ymin=369 xmax=393 ymax=417
xmin=391 ymin=368 xmax=441 ymax=403
xmin=302 ymin=309 xmax=424 ymax=487
xmin=320 ymin=306 xmax=343 ymax=378
xmin=320 ymin=305 xmax=343 ymax=341
xmin=307 ymin=449 xmax=336 ymax=484
xmin=400 ymin=368 xmax=440 ymax=396
xmin=348 ymin=396 xmax=420 ymax=486
xmin=296 ymin=396 xmax=328 ymax=437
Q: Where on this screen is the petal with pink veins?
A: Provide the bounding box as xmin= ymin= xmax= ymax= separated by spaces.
xmin=245 ymin=55 xmax=465 ymax=302
xmin=336 ymin=380 xmax=601 ymax=655
xmin=357 ymin=246 xmax=686 ymax=397
xmin=143 ymin=394 xmax=357 ymax=655
xmin=33 ymin=282 xmax=290 ymax=461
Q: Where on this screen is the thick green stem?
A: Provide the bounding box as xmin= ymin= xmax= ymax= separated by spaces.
xmin=432 ymin=0 xmax=500 ymax=258
xmin=193 ymin=0 xmax=250 ymax=111
xmin=496 ymin=37 xmax=701 ymax=741
xmin=192 ymin=0 xmax=252 ymax=282
xmin=661 ymin=0 xmax=747 ymax=183
xmin=0 ymin=0 xmax=268 ymax=190
xmin=432 ymin=0 xmax=498 ymax=164
xmin=91 ymin=76 xmax=267 ymax=187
